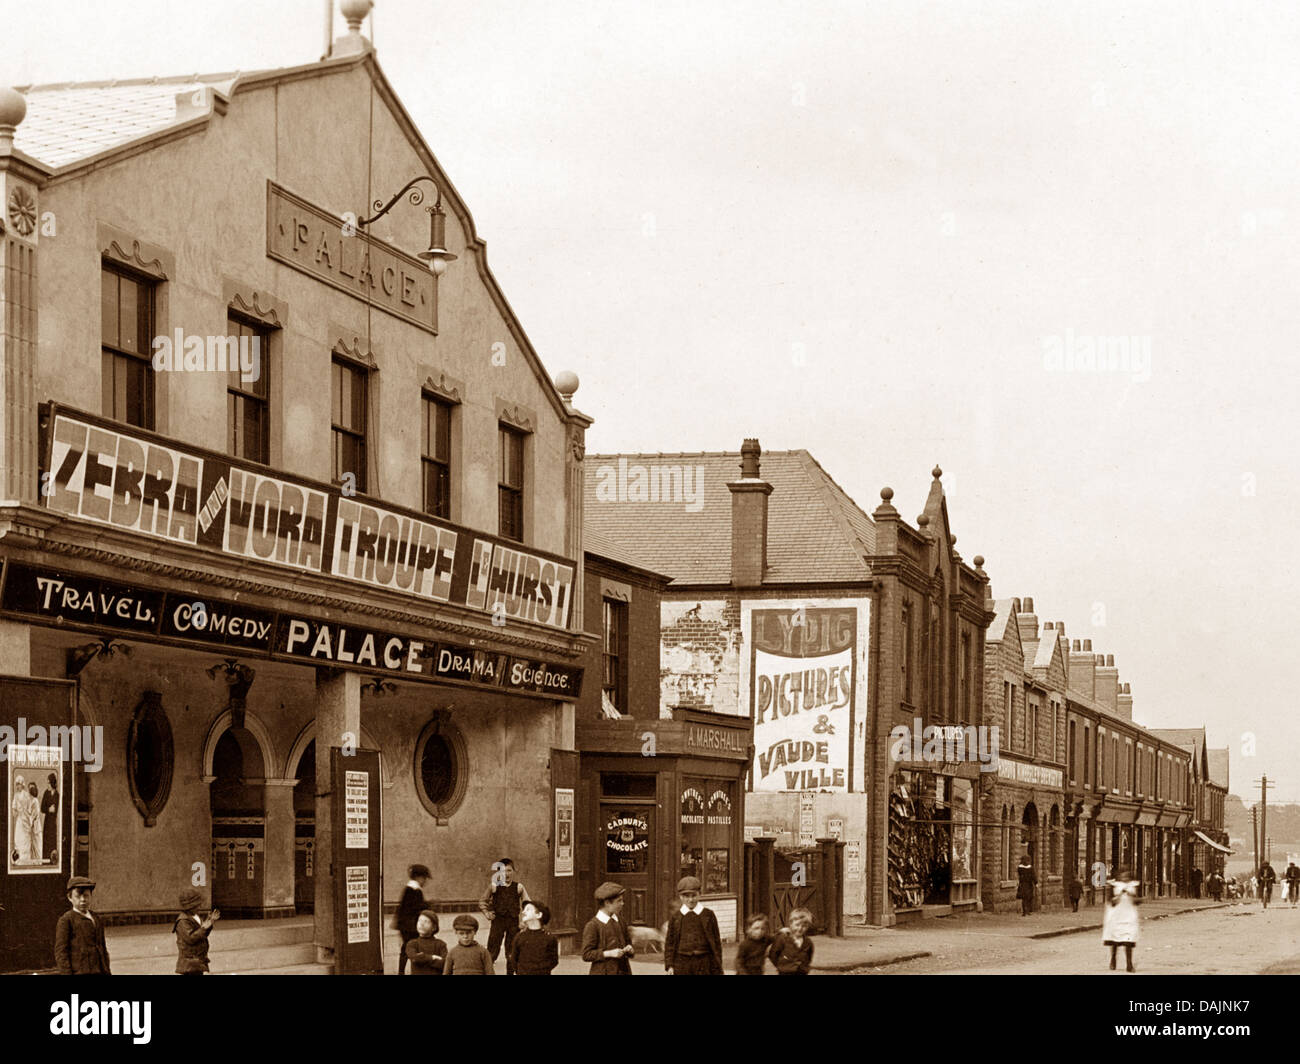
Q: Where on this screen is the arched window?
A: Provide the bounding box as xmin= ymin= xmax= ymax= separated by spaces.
xmin=413 ymin=711 xmax=467 ymax=820
xmin=1001 ymin=805 xmax=1011 ymax=879
xmin=1049 ymin=805 xmax=1060 ymax=872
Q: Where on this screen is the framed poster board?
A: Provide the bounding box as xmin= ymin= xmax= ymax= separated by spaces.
xmin=330 ymin=747 xmax=383 ymax=974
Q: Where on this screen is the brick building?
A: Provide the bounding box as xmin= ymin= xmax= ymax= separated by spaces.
xmin=980 ymin=598 xmax=1069 ymax=913
xmin=0 ymin=7 xmax=595 ymax=972
xmin=585 ymin=447 xmax=991 ymax=925
xmin=1151 ymin=729 xmax=1232 ymax=886
xmin=1064 ymin=645 xmax=1192 ymax=905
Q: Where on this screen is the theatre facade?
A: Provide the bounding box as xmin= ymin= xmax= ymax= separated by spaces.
xmin=0 ymin=18 xmax=593 ymax=971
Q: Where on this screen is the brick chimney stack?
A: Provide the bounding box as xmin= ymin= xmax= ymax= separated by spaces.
xmin=727 ymin=438 xmax=772 ymax=587
xmin=1095 ymin=653 xmax=1120 ymax=715
xmin=1016 ymin=596 xmax=1039 ymax=647
xmin=1069 ymin=638 xmax=1096 ymax=700
xmin=1116 ymin=681 xmax=1134 ymax=722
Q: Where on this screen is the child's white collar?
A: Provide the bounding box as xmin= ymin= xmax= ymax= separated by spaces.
xmin=680 ymin=903 xmax=701 ymax=915
xmin=596 ymin=909 xmax=615 ymax=923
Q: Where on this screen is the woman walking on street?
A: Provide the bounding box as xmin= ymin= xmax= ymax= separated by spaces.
xmin=1016 ymin=854 xmax=1036 ymax=916
xmin=1102 ymin=867 xmax=1140 ymax=973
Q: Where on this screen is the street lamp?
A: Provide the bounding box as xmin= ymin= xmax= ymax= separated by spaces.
xmin=359 ymin=175 xmax=458 ymax=276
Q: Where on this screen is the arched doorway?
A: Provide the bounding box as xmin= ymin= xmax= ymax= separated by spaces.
xmin=210 ymin=725 xmax=267 ymax=918
xmin=1022 ymin=802 xmax=1040 ymax=905
xmin=292 ymin=740 xmax=316 ymax=914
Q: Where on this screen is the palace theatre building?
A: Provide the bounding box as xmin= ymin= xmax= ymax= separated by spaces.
xmin=0 ymin=17 xmax=593 ymax=971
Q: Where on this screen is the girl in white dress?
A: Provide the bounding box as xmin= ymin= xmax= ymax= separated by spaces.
xmin=1102 ymin=867 xmax=1140 ymax=972
xmin=11 ymin=776 xmax=32 ymax=864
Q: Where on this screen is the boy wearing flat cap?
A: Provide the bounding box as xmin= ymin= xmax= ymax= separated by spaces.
xmin=581 ymin=881 xmax=635 ymax=975
xmin=405 ymin=910 xmax=447 ymax=975
xmin=443 ymin=914 xmax=494 ymax=975
xmin=665 ymin=876 xmax=723 ymax=975
xmin=174 ymin=888 xmax=220 ymax=974
xmin=54 ymin=875 xmax=111 ymax=975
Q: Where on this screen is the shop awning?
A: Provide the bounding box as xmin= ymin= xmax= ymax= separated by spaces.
xmin=1193 ymin=829 xmax=1233 ymax=854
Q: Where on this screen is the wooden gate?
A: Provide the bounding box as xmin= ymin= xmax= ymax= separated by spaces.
xmin=743 ymin=836 xmax=845 ymax=936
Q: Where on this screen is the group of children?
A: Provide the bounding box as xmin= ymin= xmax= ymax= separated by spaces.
xmin=51 ymin=860 xmax=817 ymax=976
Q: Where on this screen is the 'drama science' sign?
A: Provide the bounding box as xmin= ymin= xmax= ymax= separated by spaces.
xmin=39 ymin=406 xmax=574 ymax=632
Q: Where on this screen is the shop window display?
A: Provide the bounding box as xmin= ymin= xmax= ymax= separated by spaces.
xmin=680 ymin=778 xmax=734 ymax=893
xmin=888 ymin=771 xmax=952 ymax=909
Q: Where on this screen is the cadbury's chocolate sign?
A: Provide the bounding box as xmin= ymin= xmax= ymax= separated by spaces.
xmin=41 ymin=407 xmax=574 ymax=631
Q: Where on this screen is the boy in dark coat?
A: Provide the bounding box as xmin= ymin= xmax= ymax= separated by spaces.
xmin=405 ymin=910 xmax=447 ymax=974
xmin=768 ymin=908 xmax=814 ymax=975
xmin=735 ymin=914 xmax=773 ymax=975
xmin=665 ymin=876 xmax=723 ymax=975
xmin=479 ymin=857 xmax=529 ymax=976
xmin=510 ymin=901 xmax=559 ymax=975
xmin=394 ymin=864 xmax=431 ymax=975
xmin=1068 ymin=874 xmax=1083 ymax=913
xmin=581 ymin=882 xmax=634 ymax=974
xmin=54 ymin=876 xmax=111 ymax=975
xmin=174 ymin=888 xmax=220 ymax=974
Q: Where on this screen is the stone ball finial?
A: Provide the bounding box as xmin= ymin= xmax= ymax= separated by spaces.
xmin=917 ymin=514 xmax=929 ymax=528
xmin=949 ymin=534 xmax=956 ymax=546
xmin=0 ymin=87 xmax=27 ymax=130
xmin=973 ymin=555 xmax=984 ymax=568
xmin=932 ymin=465 xmax=943 ymax=479
xmin=554 ymin=370 xmax=579 ymax=399
xmin=880 ymin=486 xmax=894 ymax=501
xmin=340 ymin=0 xmax=374 ymax=31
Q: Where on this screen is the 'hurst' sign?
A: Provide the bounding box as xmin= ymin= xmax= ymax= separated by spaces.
xmin=41 ymin=406 xmax=575 ymax=631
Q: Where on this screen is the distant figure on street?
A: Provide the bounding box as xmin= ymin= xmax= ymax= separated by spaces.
xmin=1068 ymin=873 xmax=1083 ymax=913
xmin=1286 ymin=863 xmax=1300 ymax=908
xmin=173 ymin=888 xmax=219 ymax=975
xmin=1206 ymin=870 xmax=1223 ymax=901
xmin=1259 ymin=861 xmax=1277 ymax=909
xmin=1102 ymin=867 xmax=1141 ymax=973
xmin=1016 ymin=854 xmax=1036 ymax=916
xmin=1189 ymin=866 xmax=1202 ymax=899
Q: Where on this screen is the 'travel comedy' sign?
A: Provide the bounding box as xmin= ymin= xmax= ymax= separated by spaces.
xmin=40 ymin=406 xmax=575 ymax=632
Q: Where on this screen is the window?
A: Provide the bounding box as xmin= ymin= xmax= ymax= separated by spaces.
xmin=901 ymin=603 xmax=913 ymax=703
xmin=680 ymin=779 xmax=735 ymax=893
xmin=498 ymin=424 xmax=525 ymax=541
xmin=1003 ymin=683 xmax=1013 ymax=746
xmin=421 ymin=394 xmax=453 ymax=518
xmin=1001 ymin=805 xmax=1011 ymax=879
xmin=102 ymin=265 xmax=156 ymax=429
xmin=1127 ymin=740 xmax=1135 ymax=796
xmin=413 ymin=713 xmax=467 ymax=819
xmin=1028 ymin=699 xmax=1038 ymax=757
xmin=1098 ymin=728 xmax=1106 ymax=788
xmin=1111 ymin=736 xmax=1119 ymax=792
xmin=332 ymin=358 xmax=368 ymax=492
xmin=1068 ymin=721 xmax=1077 ymax=784
xmin=1049 ymin=806 xmax=1060 ymax=873
xmin=1083 ymin=724 xmax=1092 ymax=787
xmin=602 ymin=598 xmax=627 ymax=715
xmin=960 ymin=633 xmax=971 ymax=721
xmin=227 ymin=316 xmax=270 ymax=464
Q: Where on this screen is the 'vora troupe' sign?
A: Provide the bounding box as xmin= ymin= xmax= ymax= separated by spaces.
xmin=749 ymin=607 xmax=857 ymax=793
xmin=39 ymin=406 xmax=575 ymax=632
xmin=0 ymin=561 xmax=583 ymax=700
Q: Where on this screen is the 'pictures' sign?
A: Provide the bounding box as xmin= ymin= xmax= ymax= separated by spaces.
xmin=750 ymin=607 xmax=857 ymax=794
xmin=41 ymin=407 xmax=574 ymax=632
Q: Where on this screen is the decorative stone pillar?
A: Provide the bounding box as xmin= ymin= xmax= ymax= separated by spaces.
xmin=0 ymin=86 xmax=45 ymax=507
xmin=314 ymin=668 xmax=361 ymax=963
xmin=554 ymin=371 xmax=592 ymax=633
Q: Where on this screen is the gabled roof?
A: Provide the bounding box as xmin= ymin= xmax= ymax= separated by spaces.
xmin=583 ymin=528 xmax=670 ymax=583
xmin=985 ymin=599 xmax=1018 ymax=646
xmin=11 ymin=47 xmax=575 ymax=423
xmin=583 ymin=450 xmax=874 ymax=587
xmin=14 ymin=72 xmax=240 ymax=168
xmin=1207 ymin=748 xmax=1230 ymax=790
xmin=1150 ymin=727 xmax=1208 ymax=779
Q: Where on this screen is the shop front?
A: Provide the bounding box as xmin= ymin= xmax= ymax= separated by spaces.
xmin=575 ymin=709 xmax=748 ymax=939
xmin=889 ymin=761 xmax=980 ymax=915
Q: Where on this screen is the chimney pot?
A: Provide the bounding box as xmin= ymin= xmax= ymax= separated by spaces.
xmin=739 ymin=438 xmax=761 ymax=478
xmin=1012 ymin=598 xmax=1021 ymax=613
xmin=1082 ymin=639 xmax=1092 ymax=651
xmin=1023 ymin=596 xmax=1034 ymax=612
xmin=1106 ymin=654 xmax=1114 ymax=667
xmin=1072 ymin=639 xmax=1081 ymax=651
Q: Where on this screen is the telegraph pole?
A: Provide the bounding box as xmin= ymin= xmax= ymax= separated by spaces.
xmin=1253 ymin=776 xmax=1275 ymax=872
xmin=1253 ymin=805 xmax=1259 ymax=872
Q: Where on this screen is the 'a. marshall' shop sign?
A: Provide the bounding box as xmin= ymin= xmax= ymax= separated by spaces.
xmin=0 ymin=561 xmax=582 ymax=700
xmin=39 ymin=405 xmax=575 ymax=632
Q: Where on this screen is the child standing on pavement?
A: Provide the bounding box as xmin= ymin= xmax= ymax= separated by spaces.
xmin=735 ymin=914 xmax=773 ymax=975
xmin=53 ymin=875 xmax=111 ymax=975
xmin=665 ymin=876 xmax=723 ymax=975
xmin=510 ymin=901 xmax=559 ymax=975
xmin=479 ymin=857 xmax=529 ymax=975
xmin=394 ymin=863 xmax=431 ymax=975
xmin=174 ymin=888 xmax=220 ymax=974
xmin=1102 ymin=868 xmax=1140 ymax=973
xmin=405 ymin=910 xmax=447 ymax=975
xmin=768 ymin=908 xmax=814 ymax=975
xmin=444 ymin=914 xmax=494 ymax=975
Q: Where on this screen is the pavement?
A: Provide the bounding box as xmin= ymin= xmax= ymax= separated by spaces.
xmin=539 ymin=896 xmax=1234 ymax=975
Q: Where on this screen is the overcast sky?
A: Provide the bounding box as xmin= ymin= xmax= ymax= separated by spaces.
xmin=13 ymin=1 xmax=1300 ymax=805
